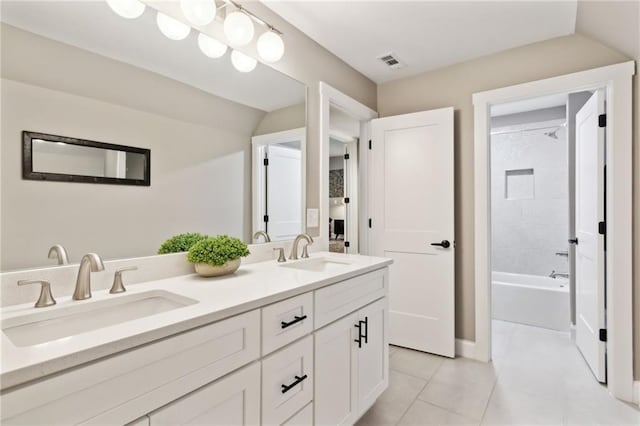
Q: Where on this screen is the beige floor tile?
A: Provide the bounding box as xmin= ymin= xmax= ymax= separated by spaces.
xmin=390 ymin=347 xmax=445 ymax=381
xmin=355 ymin=370 xmax=427 ymax=426
xmin=435 ymin=357 xmax=499 ymax=386
xmin=418 ymin=375 xmax=495 ymax=421
xmin=398 ymin=400 xmax=478 ymax=426
xmin=481 ymin=382 xmax=563 ymax=425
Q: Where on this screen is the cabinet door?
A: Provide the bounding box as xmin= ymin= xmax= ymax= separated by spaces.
xmin=149 ymin=363 xmax=260 ymax=426
xmin=356 ymin=298 xmax=389 ymax=415
xmin=314 ymin=312 xmax=358 ymax=426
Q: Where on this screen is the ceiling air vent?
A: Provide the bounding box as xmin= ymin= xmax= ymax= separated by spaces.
xmin=377 ymin=52 xmax=406 ymax=70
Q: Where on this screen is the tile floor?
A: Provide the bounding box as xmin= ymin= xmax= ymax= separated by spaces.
xmin=356 ymin=320 xmax=640 ymax=425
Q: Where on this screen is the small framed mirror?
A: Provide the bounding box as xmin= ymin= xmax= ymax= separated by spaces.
xmin=22 ymin=131 xmax=151 ymax=186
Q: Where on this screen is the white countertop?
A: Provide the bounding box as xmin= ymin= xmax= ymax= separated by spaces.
xmin=0 ymin=252 xmax=391 ymax=390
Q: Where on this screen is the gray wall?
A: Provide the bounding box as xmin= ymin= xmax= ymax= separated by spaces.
xmin=491 ymin=117 xmax=568 ymax=277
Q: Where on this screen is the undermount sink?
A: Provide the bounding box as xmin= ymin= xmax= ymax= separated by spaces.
xmin=282 ymin=257 xmax=352 ymax=273
xmin=2 ymin=290 xmax=197 ymax=347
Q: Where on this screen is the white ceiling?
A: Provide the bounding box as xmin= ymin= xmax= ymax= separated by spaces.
xmin=491 ymin=93 xmax=568 ymax=117
xmin=1 ymin=1 xmax=305 ymax=112
xmin=263 ymin=1 xmax=578 ymax=83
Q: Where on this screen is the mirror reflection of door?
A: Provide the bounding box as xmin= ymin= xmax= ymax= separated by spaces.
xmin=252 ymin=128 xmax=306 ymax=243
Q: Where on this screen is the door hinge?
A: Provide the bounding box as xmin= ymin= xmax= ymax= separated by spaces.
xmin=599 ymin=328 xmax=607 ymax=342
xmin=344 ymin=241 xmax=350 ymax=248
xmin=263 ymin=158 xmax=269 ymax=166
xmin=344 ymin=197 xmax=350 ymax=204
xmin=598 ymin=221 xmax=606 ymax=235
xmin=368 ymin=218 xmax=372 ymax=228
xmin=598 ymin=114 xmax=606 ymax=128
xmin=344 ymin=153 xmax=350 ymax=160
xmin=263 ymin=215 xmax=269 ymax=223
xmin=368 ymin=139 xmax=372 ymax=150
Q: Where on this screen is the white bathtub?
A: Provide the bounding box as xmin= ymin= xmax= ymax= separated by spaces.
xmin=492 ymin=271 xmax=570 ymax=331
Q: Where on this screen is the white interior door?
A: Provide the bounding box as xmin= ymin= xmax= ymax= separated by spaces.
xmin=266 ymin=145 xmax=302 ymax=241
xmin=371 ymin=108 xmax=455 ymax=357
xmin=574 ymin=90 xmax=606 ymax=382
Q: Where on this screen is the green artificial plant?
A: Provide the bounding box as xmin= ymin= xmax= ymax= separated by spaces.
xmin=157 ymin=232 xmax=208 ymax=254
xmin=187 ymin=235 xmax=250 ymax=266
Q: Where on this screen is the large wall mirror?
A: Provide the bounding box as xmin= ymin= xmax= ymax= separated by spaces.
xmin=0 ymin=1 xmax=306 ymax=271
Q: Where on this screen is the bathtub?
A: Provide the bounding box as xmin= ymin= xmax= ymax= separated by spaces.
xmin=492 ymin=271 xmax=570 ymax=331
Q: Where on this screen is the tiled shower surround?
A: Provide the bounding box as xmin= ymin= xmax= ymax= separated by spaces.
xmin=491 ymin=119 xmax=569 ymax=276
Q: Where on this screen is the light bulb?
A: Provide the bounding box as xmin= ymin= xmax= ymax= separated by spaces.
xmin=231 ymin=50 xmax=257 ymax=73
xmin=198 ymin=33 xmax=228 ymax=58
xmin=156 ymin=12 xmax=191 ymax=41
xmin=106 ymin=0 xmax=145 ymax=19
xmin=180 ymin=0 xmax=216 ymax=26
xmin=257 ymin=31 xmax=284 ymax=62
xmin=224 ymin=11 xmax=254 ymax=47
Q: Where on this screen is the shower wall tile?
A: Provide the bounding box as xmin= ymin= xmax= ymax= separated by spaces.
xmin=491 ymin=119 xmax=569 ymax=276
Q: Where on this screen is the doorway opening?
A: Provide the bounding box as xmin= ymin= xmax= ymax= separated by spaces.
xmin=328 ymin=107 xmax=360 ymax=253
xmin=489 ymin=89 xmax=609 ymax=387
xmin=473 ymin=62 xmax=634 ymax=402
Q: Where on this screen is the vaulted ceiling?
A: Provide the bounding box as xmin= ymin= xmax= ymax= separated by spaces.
xmin=263 ymin=1 xmax=579 ymax=83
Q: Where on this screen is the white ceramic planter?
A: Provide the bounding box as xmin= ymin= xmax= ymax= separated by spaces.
xmin=194 ymin=258 xmax=241 ymax=277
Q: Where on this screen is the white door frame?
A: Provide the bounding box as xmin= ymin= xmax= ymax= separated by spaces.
xmin=251 ymin=127 xmax=307 ymax=240
xmin=319 ymin=82 xmax=378 ymax=252
xmin=472 ymin=61 xmax=635 ymax=402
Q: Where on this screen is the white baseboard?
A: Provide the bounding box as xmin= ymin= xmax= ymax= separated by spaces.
xmin=633 ymin=381 xmax=640 ymax=407
xmin=455 ymin=339 xmax=477 ymax=359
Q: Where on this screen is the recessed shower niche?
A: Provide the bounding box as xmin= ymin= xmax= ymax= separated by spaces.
xmin=504 ymin=168 xmax=534 ymax=200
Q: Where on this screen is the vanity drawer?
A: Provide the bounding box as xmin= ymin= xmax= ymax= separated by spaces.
xmin=1 ymin=310 xmax=260 ymax=426
xmin=148 ymin=362 xmax=260 ymax=426
xmin=262 ymin=292 xmax=313 ymax=355
xmin=315 ymin=268 xmax=387 ymax=328
xmin=282 ymin=403 xmax=313 ymax=426
xmin=262 ymin=335 xmax=313 ymax=426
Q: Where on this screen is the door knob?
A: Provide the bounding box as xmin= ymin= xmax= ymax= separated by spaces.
xmin=568 ymin=238 xmax=578 ymax=245
xmin=430 ymin=240 xmax=451 ymax=248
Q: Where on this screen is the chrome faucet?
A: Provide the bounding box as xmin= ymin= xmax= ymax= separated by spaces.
xmin=549 ymin=270 xmax=569 ymax=279
xmin=73 ymin=253 xmax=104 ymax=300
xmin=253 ymin=231 xmax=271 ymax=243
xmin=48 ymin=244 xmax=69 ymax=265
xmin=289 ymin=233 xmax=314 ymax=260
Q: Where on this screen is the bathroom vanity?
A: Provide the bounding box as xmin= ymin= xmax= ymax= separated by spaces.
xmin=0 ymin=253 xmax=391 ymax=425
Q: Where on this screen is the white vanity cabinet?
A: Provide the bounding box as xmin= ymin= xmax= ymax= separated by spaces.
xmin=1 ymin=266 xmax=389 ymax=426
xmin=314 ymin=297 xmax=388 ymax=425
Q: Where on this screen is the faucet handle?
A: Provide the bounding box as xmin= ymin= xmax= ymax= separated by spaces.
xmin=273 ymin=248 xmax=286 ymax=263
xmin=110 ymin=266 xmax=138 ymax=294
xmin=18 ymin=280 xmax=56 ymax=308
xmin=301 ymin=243 xmax=310 ymax=259
xmin=48 ymin=244 xmax=69 ymax=265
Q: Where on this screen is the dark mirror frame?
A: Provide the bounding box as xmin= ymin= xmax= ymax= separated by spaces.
xmin=22 ymin=131 xmax=151 ymax=186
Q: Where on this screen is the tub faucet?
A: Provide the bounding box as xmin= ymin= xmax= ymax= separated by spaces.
xmin=48 ymin=244 xmax=69 ymax=265
xmin=289 ymin=233 xmax=314 ymax=260
xmin=549 ymin=270 xmax=569 ymax=279
xmin=73 ymin=253 xmax=104 ymax=300
xmin=253 ymin=231 xmax=271 ymax=243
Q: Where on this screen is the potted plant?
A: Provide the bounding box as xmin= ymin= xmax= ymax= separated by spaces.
xmin=187 ymin=235 xmax=250 ymax=277
xmin=158 ymin=233 xmax=208 ymax=254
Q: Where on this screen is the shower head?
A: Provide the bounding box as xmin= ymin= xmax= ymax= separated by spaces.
xmin=544 ymin=129 xmax=559 ymax=140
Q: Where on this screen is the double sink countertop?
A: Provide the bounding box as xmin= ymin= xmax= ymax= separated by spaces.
xmin=0 ymin=252 xmax=392 ymax=390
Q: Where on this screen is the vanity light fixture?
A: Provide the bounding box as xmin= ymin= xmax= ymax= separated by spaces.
xmin=156 ymin=11 xmax=191 ymax=41
xmin=231 ymin=49 xmax=257 ymax=72
xmin=223 ymin=10 xmax=254 ymax=47
xmin=257 ymin=29 xmax=284 ymax=63
xmin=106 ymin=0 xmax=146 ymax=19
xmin=198 ymin=33 xmax=228 ymax=58
xmin=180 ymin=0 xmax=217 ymax=26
